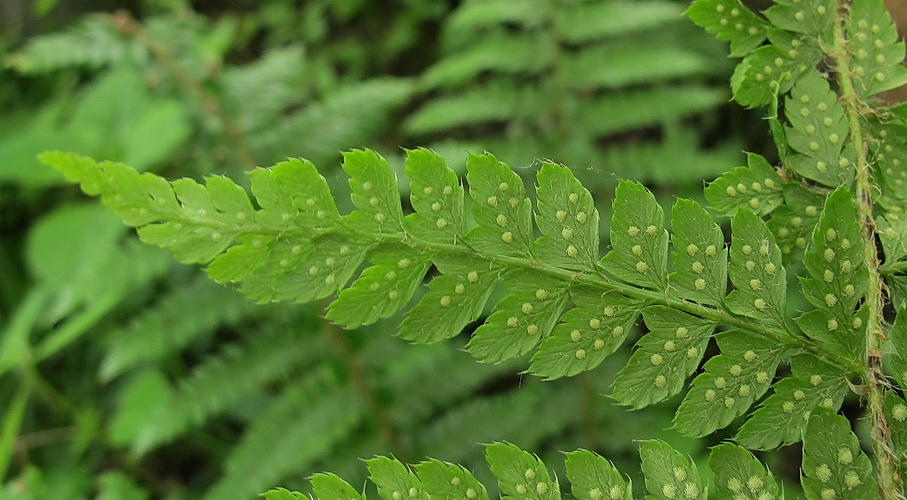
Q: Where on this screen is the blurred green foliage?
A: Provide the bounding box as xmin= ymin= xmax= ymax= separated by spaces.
xmin=0 ymin=0 xmax=761 ymax=498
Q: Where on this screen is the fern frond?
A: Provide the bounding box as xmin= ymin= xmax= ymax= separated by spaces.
xmin=561 ymin=44 xmax=714 ymax=90
xmin=109 ymin=322 xmax=320 ymax=455
xmin=6 ymin=16 xmax=143 ymax=73
xmin=423 ymin=33 xmax=552 ymax=88
xmin=46 ymin=148 xmax=856 ymax=443
xmin=405 ymin=83 xmax=545 ymax=135
xmin=99 ymin=276 xmax=260 ymax=381
xmin=555 ymin=0 xmax=685 ymax=43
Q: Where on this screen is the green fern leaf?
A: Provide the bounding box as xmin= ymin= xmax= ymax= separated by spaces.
xmin=327 ymin=249 xmax=432 ymax=329
xmin=685 ymin=0 xmax=768 ymax=57
xmin=600 ymin=180 xmax=668 ymax=290
xmin=343 ymin=149 xmax=406 ymax=233
xmin=767 ymin=183 xmax=825 ymax=261
xmin=797 ymin=187 xmax=867 ymax=362
xmin=801 ymin=408 xmax=877 ymax=499
xmin=763 ymin=0 xmax=836 ymax=46
xmin=708 ymin=443 xmax=782 ymax=500
xmin=466 ymin=272 xmax=569 ymax=362
xmin=612 ymin=307 xmax=716 ymax=409
xmin=405 ymin=83 xmax=544 ymax=135
xmin=673 ymin=332 xmax=784 ymax=437
xmin=730 ymin=30 xmax=821 ymax=108
xmin=415 ymin=460 xmax=488 ymax=500
xmin=846 ymin=0 xmax=907 ymax=98
xmin=639 ymin=440 xmax=705 ymax=500
xmin=262 ymin=488 xmax=307 ymax=500
xmin=725 ymin=210 xmax=787 ymax=327
xmin=398 ymin=256 xmax=503 ymax=343
xmin=564 ymin=450 xmax=631 ymax=500
xmin=668 ymin=199 xmax=728 ymax=306
xmin=784 ymin=70 xmax=856 ymax=187
xmin=705 ymin=153 xmax=785 ymax=217
xmin=403 ymin=148 xmax=466 ymax=244
xmin=530 ymin=288 xmax=642 ymax=379
xmin=310 ymin=474 xmax=364 ymax=500
xmin=485 ymin=442 xmax=559 ymax=500
xmin=884 ymin=392 xmax=907 ymax=468
xmin=870 ymin=122 xmax=907 ymax=200
xmin=368 ymin=456 xmax=427 ymax=500
xmin=735 ymin=353 xmax=849 ymax=449
xmin=465 ymin=153 xmax=534 ymax=257
xmin=577 ymin=86 xmax=727 ymax=136
xmin=878 ymin=216 xmax=907 ymax=262
xmin=533 ymin=163 xmax=599 ymax=269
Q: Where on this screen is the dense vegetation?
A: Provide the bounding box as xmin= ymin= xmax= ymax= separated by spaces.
xmin=4 ymin=0 xmax=907 ymax=498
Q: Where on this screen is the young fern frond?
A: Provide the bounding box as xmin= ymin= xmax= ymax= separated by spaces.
xmin=42 ymin=145 xmax=864 ymax=444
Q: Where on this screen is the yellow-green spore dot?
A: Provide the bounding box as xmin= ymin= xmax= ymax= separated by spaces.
xmin=515 ymin=485 xmax=526 ymax=495
xmin=691 ymin=261 xmax=705 ymax=273
xmin=636 ymin=261 xmax=649 ymax=272
xmin=663 ymin=340 xmax=676 ymax=352
xmin=466 ymin=489 xmax=476 ymax=499
xmin=570 ymin=330 xmax=582 ymax=342
xmin=535 ymin=289 xmax=549 ymax=300
xmin=611 ymin=326 xmax=624 ymax=337
xmin=747 ymin=476 xmax=763 ymax=491
xmin=844 ymin=471 xmax=860 ymax=488
xmin=706 ymin=245 xmax=717 ymax=256
xmin=687 ymin=244 xmax=699 ymax=256
xmin=686 ymin=347 xmax=699 ymax=359
xmin=893 ymin=404 xmax=907 ymax=422
xmin=744 ymin=350 xmax=757 ymax=362
xmin=566 ymin=245 xmax=578 ymax=257
xmin=646 ymin=225 xmax=658 ymax=236
xmin=837 ymin=447 xmax=853 ymax=465
xmin=729 ymin=364 xmax=742 ymax=376
xmin=727 ymin=478 xmax=742 ymax=492
xmin=628 ymin=226 xmax=640 ymax=237
xmin=683 ymin=483 xmax=699 ymax=498
xmin=820 ymin=489 xmax=836 ymax=500
xmin=507 ymin=317 xmax=519 ymax=327
xmin=756 ymin=371 xmax=769 ymax=384
xmin=650 ymin=353 xmax=664 ymax=366
xmin=782 ymin=401 xmax=795 ymax=413
xmin=467 ymin=271 xmax=479 ymax=283
xmin=440 ymin=296 xmax=452 ymax=307
xmin=815 ymin=464 xmax=832 ymax=482
xmin=673 ymin=468 xmax=687 ymax=481
xmin=588 ymin=488 xmax=602 ymax=500
xmin=724 ymin=397 xmax=736 ymax=408
xmin=662 ymin=484 xmax=677 ymax=498
xmin=522 ymin=303 xmax=534 ymax=314
xmin=705 ymin=389 xmax=716 ymax=401
xmin=694 ymin=279 xmax=706 ymax=290
xmin=676 ymin=327 xmax=688 ymax=338
xmin=738 ymin=384 xmax=751 ymax=396
xmin=594 ymin=339 xmax=605 ymax=350
xmin=654 ymin=375 xmax=667 ymax=388
xmin=714 ymin=377 xmax=727 ymax=389
xmin=526 ymin=324 xmax=539 ymax=335
xmin=794 ymin=390 xmax=806 ymax=400
xmin=810 ymin=374 xmax=823 ymax=386
xmin=536 ymin=483 xmax=548 ymax=494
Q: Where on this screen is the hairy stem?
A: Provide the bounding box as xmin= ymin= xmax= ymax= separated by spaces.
xmin=830 ymin=5 xmax=902 ymax=497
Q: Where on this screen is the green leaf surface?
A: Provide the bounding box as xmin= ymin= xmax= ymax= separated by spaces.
xmin=533 ymin=163 xmax=599 ymax=270
xmin=685 ymin=0 xmax=768 ymax=57
xmin=612 ymin=307 xmax=716 ymax=409
xmin=784 ymin=70 xmax=856 ymax=187
xmin=310 ymin=473 xmax=364 ymax=500
xmin=565 ymin=450 xmax=632 ymax=500
xmin=530 ymin=288 xmax=642 ymax=379
xmin=415 ymin=460 xmax=488 ymax=500
xmin=485 ymin=443 xmax=560 ymax=500
xmin=705 ymin=153 xmax=784 ymax=217
xmin=674 ymin=332 xmax=784 ymax=437
xmin=668 ymin=199 xmax=728 ymax=306
xmin=846 ymin=0 xmax=907 ymax=98
xmin=801 ymin=408 xmax=877 ymax=500
xmin=344 ymin=149 xmax=406 ymax=234
xmin=708 ymin=444 xmax=782 ymax=500
xmin=725 ymin=210 xmax=787 ymax=327
xmin=403 ymin=148 xmax=467 ymax=245
xmin=467 ymin=273 xmax=569 ymax=363
xmin=736 ymin=353 xmax=849 ymax=449
xmin=464 ymin=153 xmax=534 ymax=257
xmin=639 ymin=440 xmax=705 ymax=500
xmin=398 ymin=256 xmax=503 ymax=344
xmin=367 ymin=456 xmax=427 ymax=500
xmin=600 ymin=180 xmax=668 ymax=291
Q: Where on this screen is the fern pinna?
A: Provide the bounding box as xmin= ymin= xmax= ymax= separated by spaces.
xmin=43 ymin=0 xmax=907 ymax=497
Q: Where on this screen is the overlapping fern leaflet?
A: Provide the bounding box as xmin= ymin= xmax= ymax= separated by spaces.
xmin=262 ymin=412 xmax=868 ymax=500
xmin=44 ymin=146 xmax=862 ymax=444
